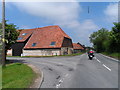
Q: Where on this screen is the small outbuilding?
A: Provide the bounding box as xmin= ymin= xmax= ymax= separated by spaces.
xmin=73 ymin=42 xmax=85 ymax=53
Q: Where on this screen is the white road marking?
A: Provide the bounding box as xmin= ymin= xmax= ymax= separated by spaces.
xmin=103 ymin=64 xmax=111 ymax=71
xmin=65 ymin=74 xmax=69 ymax=77
xmin=59 ymin=79 xmax=63 ymax=83
xmin=81 ymin=54 xmax=84 ymax=56
xmin=56 ymin=74 xmax=70 ymax=88
xmin=95 ymin=57 xmax=101 ymax=63
xmin=56 ymin=76 xmax=66 ymax=88
xmin=97 ymin=59 xmax=101 ymax=63
xmin=56 ymin=84 xmax=61 ymax=88
xmin=95 ymin=57 xmax=111 ymax=71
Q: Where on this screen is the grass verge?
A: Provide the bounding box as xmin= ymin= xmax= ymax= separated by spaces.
xmin=102 ymin=52 xmax=120 ymax=60
xmin=59 ymin=52 xmax=84 ymax=57
xmin=2 ymin=63 xmax=36 ymax=88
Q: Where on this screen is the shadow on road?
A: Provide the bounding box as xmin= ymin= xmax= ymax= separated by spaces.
xmin=6 ymin=59 xmax=27 ymax=64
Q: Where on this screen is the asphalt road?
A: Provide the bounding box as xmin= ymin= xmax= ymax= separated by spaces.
xmin=7 ymin=53 xmax=119 ymax=88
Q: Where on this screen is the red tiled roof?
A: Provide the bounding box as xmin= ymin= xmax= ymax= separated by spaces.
xmin=17 ymin=25 xmax=72 ymax=49
xmin=17 ymin=29 xmax=35 ymax=42
xmin=73 ymin=43 xmax=84 ymax=50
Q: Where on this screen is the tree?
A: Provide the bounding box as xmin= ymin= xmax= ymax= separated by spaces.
xmin=89 ymin=22 xmax=120 ymax=54
xmin=0 ymin=23 xmax=2 ymax=57
xmin=108 ymin=22 xmax=120 ymax=53
xmin=0 ymin=21 xmax=19 ymax=59
xmin=89 ymin=28 xmax=109 ymax=53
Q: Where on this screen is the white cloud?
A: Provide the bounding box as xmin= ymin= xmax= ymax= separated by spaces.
xmin=19 ymin=25 xmax=31 ymax=29
xmin=104 ymin=3 xmax=118 ymax=22
xmin=11 ymin=2 xmax=98 ymax=46
xmin=13 ymin=2 xmax=80 ymax=23
xmin=63 ymin=19 xmax=98 ymax=46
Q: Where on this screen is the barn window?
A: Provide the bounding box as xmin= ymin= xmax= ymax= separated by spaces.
xmin=50 ymin=42 xmax=56 ymax=46
xmin=32 ymin=43 xmax=37 ymax=47
xmin=17 ymin=37 xmax=23 ymax=40
xmin=22 ymin=33 xmax=27 ymax=36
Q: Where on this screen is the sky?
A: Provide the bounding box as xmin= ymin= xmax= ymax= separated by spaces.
xmin=0 ymin=0 xmax=119 ymax=46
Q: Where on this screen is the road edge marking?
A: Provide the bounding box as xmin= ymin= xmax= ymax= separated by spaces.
xmin=100 ymin=53 xmax=119 ymax=62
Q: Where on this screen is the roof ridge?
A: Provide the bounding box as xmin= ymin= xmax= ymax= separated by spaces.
xmin=19 ymin=25 xmax=59 ymax=30
xmin=57 ymin=26 xmax=71 ymax=39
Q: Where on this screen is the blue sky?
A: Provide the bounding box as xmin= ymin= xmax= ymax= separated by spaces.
xmin=0 ymin=1 xmax=118 ymax=46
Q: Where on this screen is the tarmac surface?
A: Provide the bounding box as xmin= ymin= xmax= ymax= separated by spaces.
xmin=7 ymin=53 xmax=119 ymax=88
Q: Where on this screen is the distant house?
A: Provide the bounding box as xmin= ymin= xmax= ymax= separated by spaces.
xmin=10 ymin=25 xmax=73 ymax=56
xmin=73 ymin=43 xmax=85 ymax=53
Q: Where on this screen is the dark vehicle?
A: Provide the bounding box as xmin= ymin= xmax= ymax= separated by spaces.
xmin=88 ymin=50 xmax=94 ymax=60
xmin=88 ymin=53 xmax=94 ymax=60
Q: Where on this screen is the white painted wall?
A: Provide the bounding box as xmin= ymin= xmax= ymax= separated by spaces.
xmin=22 ymin=49 xmax=61 ymax=56
xmin=7 ymin=49 xmax=12 ymax=56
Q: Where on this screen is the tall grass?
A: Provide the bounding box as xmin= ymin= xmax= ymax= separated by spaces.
xmin=102 ymin=52 xmax=120 ymax=60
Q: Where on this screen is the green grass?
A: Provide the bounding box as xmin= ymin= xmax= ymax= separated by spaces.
xmin=102 ymin=52 xmax=120 ymax=60
xmin=7 ymin=52 xmax=84 ymax=58
xmin=0 ymin=66 xmax=2 ymax=89
xmin=2 ymin=63 xmax=36 ymax=88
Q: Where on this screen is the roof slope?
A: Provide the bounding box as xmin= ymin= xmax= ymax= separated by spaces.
xmin=17 ymin=29 xmax=35 ymax=42
xmin=17 ymin=25 xmax=71 ymax=49
xmin=73 ymin=43 xmax=84 ymax=50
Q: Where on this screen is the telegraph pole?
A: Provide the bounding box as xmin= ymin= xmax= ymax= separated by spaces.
xmin=88 ymin=6 xmax=89 ymax=14
xmin=2 ymin=0 xmax=5 ymax=66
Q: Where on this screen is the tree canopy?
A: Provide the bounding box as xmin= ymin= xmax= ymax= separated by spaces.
xmin=0 ymin=21 xmax=19 ymax=54
xmin=89 ymin=22 xmax=120 ymax=53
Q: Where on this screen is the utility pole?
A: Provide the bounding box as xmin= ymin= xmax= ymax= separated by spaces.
xmin=118 ymin=2 xmax=120 ymax=61
xmin=2 ymin=0 xmax=5 ymax=66
xmin=88 ymin=6 xmax=89 ymax=14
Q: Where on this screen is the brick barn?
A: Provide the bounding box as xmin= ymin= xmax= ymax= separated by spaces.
xmin=11 ymin=25 xmax=73 ymax=56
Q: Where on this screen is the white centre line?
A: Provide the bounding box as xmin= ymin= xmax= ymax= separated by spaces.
xmin=95 ymin=57 xmax=101 ymax=63
xmin=97 ymin=59 xmax=101 ymax=63
xmin=103 ymin=64 xmax=111 ymax=71
xmin=95 ymin=57 xmax=111 ymax=71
